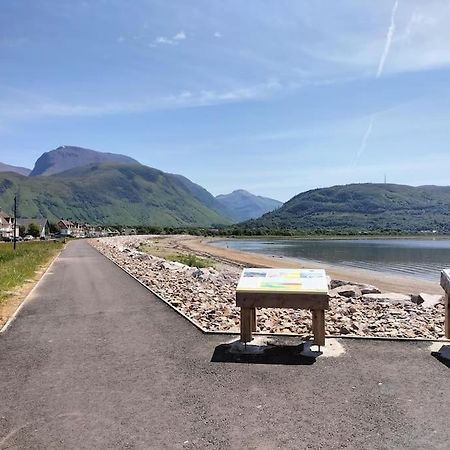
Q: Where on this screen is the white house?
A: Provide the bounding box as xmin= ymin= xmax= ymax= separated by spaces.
xmin=0 ymin=210 xmax=19 ymax=239
xmin=17 ymin=218 xmax=49 ymax=239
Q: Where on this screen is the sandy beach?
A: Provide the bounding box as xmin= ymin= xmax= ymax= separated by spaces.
xmin=175 ymin=236 xmax=443 ymax=295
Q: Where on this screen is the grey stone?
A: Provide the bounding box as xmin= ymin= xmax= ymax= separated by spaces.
xmin=330 ymin=285 xmax=361 ymax=298
xmin=330 ymin=279 xmax=380 ymax=294
xmin=362 ymin=292 xmax=411 ymax=305
xmin=358 ymin=284 xmax=381 ymax=295
xmin=330 ymin=279 xmax=353 ymax=289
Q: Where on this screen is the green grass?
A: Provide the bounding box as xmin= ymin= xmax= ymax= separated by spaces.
xmin=0 ymin=240 xmax=64 ymax=301
xmin=167 ymin=253 xmax=214 ymax=268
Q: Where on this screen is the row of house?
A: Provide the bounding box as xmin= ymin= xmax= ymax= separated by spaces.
xmin=57 ymin=219 xmax=136 ymax=238
xmin=58 ymin=219 xmax=105 ymax=238
xmin=1 ymin=210 xmax=49 ymax=239
xmin=1 ymin=210 xmax=135 ymax=240
xmin=58 ymin=219 xmax=136 ymax=237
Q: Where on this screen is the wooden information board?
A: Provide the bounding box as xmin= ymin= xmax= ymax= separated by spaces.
xmin=236 ymin=268 xmax=329 ymax=346
xmin=236 ymin=268 xmax=328 ymax=295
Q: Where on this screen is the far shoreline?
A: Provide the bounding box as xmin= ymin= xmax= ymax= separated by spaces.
xmin=209 ymin=234 xmax=450 ymax=241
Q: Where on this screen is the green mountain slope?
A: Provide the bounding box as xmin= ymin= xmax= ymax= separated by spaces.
xmin=0 ymin=163 xmax=231 ymax=226
xmin=216 ymin=189 xmax=282 ymax=221
xmin=242 ymin=184 xmax=450 ymax=233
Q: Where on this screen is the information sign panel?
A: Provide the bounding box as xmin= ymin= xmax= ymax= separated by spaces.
xmin=236 ymin=268 xmax=328 ymax=295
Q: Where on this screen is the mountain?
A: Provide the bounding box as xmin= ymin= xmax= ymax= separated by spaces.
xmin=242 ymin=183 xmax=450 ymax=233
xmin=0 ymin=162 xmax=31 ymax=176
xmin=172 ymin=174 xmax=235 ymax=220
xmin=0 ymin=163 xmax=231 ymax=227
xmin=30 ymin=145 xmax=140 ymax=176
xmin=216 ymin=189 xmax=282 ymax=221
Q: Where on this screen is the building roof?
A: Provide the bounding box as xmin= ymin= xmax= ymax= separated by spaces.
xmin=58 ymin=219 xmax=74 ymax=228
xmin=0 ymin=210 xmax=11 ymax=221
xmin=17 ymin=218 xmax=48 ymax=229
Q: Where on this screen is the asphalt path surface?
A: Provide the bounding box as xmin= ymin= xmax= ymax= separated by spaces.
xmin=0 ymin=240 xmax=449 ymax=449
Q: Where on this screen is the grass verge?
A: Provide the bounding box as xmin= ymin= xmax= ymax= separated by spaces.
xmin=167 ymin=253 xmax=215 ymax=268
xmin=0 ymin=240 xmax=64 ymax=302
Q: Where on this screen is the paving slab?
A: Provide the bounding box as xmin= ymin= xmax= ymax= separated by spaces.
xmin=0 ymin=240 xmax=449 ymax=450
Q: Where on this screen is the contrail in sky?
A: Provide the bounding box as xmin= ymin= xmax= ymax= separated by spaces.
xmin=354 ymin=116 xmax=375 ymax=165
xmin=354 ymin=0 xmax=399 ymax=166
xmin=376 ymin=0 xmax=399 ymax=78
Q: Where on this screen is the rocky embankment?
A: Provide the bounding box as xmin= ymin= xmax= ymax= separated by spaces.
xmin=91 ymin=236 xmax=446 ymax=339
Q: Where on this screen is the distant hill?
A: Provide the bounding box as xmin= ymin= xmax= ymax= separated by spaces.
xmin=0 ymin=163 xmax=231 ymax=226
xmin=242 ymin=183 xmax=450 ymax=233
xmin=216 ymin=189 xmax=282 ymax=221
xmin=0 ymin=162 xmax=31 ymax=176
xmin=30 ymin=145 xmax=140 ymax=176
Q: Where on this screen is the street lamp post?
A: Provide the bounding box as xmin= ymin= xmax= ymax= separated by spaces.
xmin=13 ymin=195 xmax=17 ymax=251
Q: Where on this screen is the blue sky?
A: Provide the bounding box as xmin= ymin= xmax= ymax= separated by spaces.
xmin=1 ymin=0 xmax=449 ymax=201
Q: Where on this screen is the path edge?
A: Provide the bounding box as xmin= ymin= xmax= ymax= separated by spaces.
xmin=0 ymin=245 xmax=65 ymax=334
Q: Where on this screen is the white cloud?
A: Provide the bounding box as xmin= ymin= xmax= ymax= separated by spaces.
xmin=0 ymin=80 xmax=283 ymax=121
xmin=155 ymin=36 xmax=174 ymax=45
xmin=153 ymin=31 xmax=186 ymax=46
xmin=213 ymin=31 xmax=222 ymax=38
xmin=173 ymin=31 xmax=186 ymax=41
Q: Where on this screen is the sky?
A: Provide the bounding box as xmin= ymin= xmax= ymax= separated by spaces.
xmin=0 ymin=0 xmax=449 ymax=201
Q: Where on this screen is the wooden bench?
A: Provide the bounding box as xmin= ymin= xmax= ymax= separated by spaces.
xmin=236 ymin=268 xmax=329 ymax=346
xmin=441 ymin=269 xmax=450 ymax=339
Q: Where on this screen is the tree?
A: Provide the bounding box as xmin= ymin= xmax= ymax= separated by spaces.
xmin=27 ymin=223 xmax=40 ymax=238
xmin=19 ymin=225 xmax=26 ymax=237
xmin=49 ymin=222 xmax=60 ymax=234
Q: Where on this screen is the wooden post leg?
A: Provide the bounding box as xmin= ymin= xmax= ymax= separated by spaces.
xmin=312 ymin=310 xmax=325 ymax=347
xmin=445 ymin=294 xmax=450 ymax=339
xmin=240 ymin=308 xmax=253 ymax=343
xmin=251 ymin=308 xmax=257 ymax=332
xmin=311 ymin=310 xmax=318 ymax=341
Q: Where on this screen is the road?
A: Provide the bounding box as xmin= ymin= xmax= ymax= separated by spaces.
xmin=0 ymin=240 xmax=449 ymax=449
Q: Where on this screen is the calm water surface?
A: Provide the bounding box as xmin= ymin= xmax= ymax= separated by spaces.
xmin=213 ymin=238 xmax=450 ymax=281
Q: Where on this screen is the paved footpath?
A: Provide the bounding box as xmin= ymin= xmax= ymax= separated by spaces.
xmin=0 ymin=240 xmax=449 ymax=449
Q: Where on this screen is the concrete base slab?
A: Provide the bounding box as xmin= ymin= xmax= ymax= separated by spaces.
xmin=225 ymin=336 xmax=345 ymax=358
xmin=229 ymin=337 xmax=267 ymax=355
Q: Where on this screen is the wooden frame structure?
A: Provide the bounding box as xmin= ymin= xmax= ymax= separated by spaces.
xmin=441 ymin=269 xmax=450 ymax=339
xmin=235 ymin=268 xmax=329 ymax=346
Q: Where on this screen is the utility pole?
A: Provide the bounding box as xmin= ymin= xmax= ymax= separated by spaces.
xmin=13 ymin=195 xmax=17 ymax=250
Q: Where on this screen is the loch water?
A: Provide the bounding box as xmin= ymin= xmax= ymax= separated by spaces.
xmin=213 ymin=238 xmax=450 ymax=282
